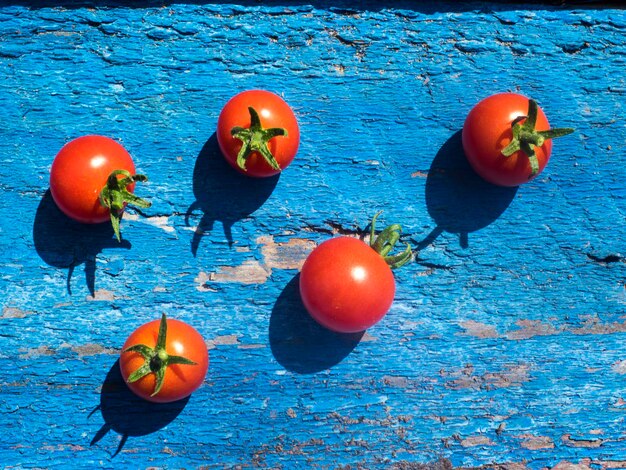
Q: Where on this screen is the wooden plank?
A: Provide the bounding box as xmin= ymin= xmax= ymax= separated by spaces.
xmin=1 ymin=2 xmax=625 ymax=468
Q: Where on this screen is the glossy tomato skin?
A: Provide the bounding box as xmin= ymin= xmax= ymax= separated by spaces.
xmin=120 ymin=318 xmax=209 ymax=403
xmin=462 ymin=93 xmax=552 ymax=187
xmin=299 ymin=237 xmax=396 ymax=334
xmin=217 ymin=90 xmax=300 ymax=177
xmin=50 ymin=135 xmax=137 ymax=223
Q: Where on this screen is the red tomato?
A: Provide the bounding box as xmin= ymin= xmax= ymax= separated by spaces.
xmin=462 ymin=93 xmax=573 ymax=187
xmin=217 ymin=90 xmax=299 ymax=177
xmin=49 ymin=135 xmax=150 ymax=240
xmin=299 ymin=237 xmax=397 ymax=334
xmin=299 ymin=214 xmax=412 ymax=333
xmin=120 ymin=314 xmax=208 ymax=403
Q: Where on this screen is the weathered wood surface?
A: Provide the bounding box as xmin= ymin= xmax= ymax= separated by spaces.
xmin=1 ymin=1 xmax=625 ymax=468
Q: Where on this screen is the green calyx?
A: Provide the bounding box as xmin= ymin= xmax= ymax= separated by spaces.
xmin=124 ymin=313 xmax=197 ymax=398
xmin=500 ymin=99 xmax=575 ymax=179
xmin=99 ymin=169 xmax=151 ymax=242
xmin=231 ymin=106 xmax=287 ymax=172
xmin=369 ymin=211 xmax=413 ymax=269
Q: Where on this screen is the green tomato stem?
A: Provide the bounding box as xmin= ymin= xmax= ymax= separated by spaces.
xmin=369 ymin=211 xmax=413 ymax=269
xmin=500 ymin=99 xmax=575 ymax=179
xmin=230 ymin=106 xmax=287 ymax=172
xmin=99 ymin=169 xmax=151 ymax=242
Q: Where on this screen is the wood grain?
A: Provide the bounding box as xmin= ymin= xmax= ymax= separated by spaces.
xmin=1 ymin=2 xmax=625 ymax=468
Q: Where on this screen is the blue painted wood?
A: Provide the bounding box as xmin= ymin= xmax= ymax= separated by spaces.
xmin=1 ymin=2 xmax=626 ymax=468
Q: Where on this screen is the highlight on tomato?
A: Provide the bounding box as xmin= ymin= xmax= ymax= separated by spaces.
xmin=49 ymin=135 xmax=151 ymax=241
xmin=216 ymin=89 xmax=300 ymax=178
xmin=461 ymin=93 xmax=574 ymax=187
xmin=299 ymin=212 xmax=413 ymax=334
xmin=119 ymin=314 xmax=209 ymax=404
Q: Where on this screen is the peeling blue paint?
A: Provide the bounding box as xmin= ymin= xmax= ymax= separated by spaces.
xmin=1 ymin=2 xmax=625 ymax=468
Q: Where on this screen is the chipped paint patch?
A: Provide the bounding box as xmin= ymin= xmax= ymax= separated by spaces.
xmin=456 ymin=316 xmax=626 ymax=342
xmin=18 ymin=343 xmax=116 ymax=359
xmin=459 ymin=320 xmax=499 ymax=338
xmin=506 ymin=319 xmax=561 ymax=340
xmin=495 ymin=464 xmax=527 ymax=470
xmin=382 ymin=375 xmax=410 ymax=388
xmin=123 ymin=212 xmax=175 ymax=234
xmin=212 ymin=260 xmax=270 ymax=284
xmin=445 ymin=364 xmax=531 ymax=390
xmin=360 ymin=332 xmax=377 ymax=342
xmin=238 ymin=343 xmax=266 ymax=349
xmin=613 ymin=398 xmax=626 ymax=408
xmin=213 ymin=334 xmax=239 ymax=345
xmin=144 ymin=215 xmax=176 ymax=234
xmin=69 ymin=343 xmax=116 ymax=357
xmin=87 ymin=289 xmax=117 ymax=301
xmin=1 ymin=307 xmax=33 ymax=318
xmin=389 ymin=459 xmax=454 ymax=470
xmin=570 ymin=316 xmax=626 ymax=335
xmin=515 ymin=434 xmax=555 ymax=450
xmin=18 ymin=345 xmax=55 ymax=359
xmin=207 ymin=335 xmax=240 ymax=349
xmin=258 ymin=235 xmax=316 ymax=271
xmin=195 ymin=236 xmax=313 ymax=288
xmin=40 ymin=444 xmax=86 ymax=452
xmin=551 ymin=462 xmax=592 ymax=470
xmin=561 ymin=434 xmax=604 ymax=448
xmin=194 ymin=271 xmax=218 ymax=292
xmin=591 ymin=461 xmax=626 ymax=469
xmin=460 ymin=435 xmax=495 ymax=447
xmin=612 ymin=360 xmax=626 ymax=374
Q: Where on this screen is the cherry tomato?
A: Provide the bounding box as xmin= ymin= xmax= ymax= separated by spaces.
xmin=49 ymin=135 xmax=150 ymax=240
xmin=120 ymin=314 xmax=208 ymax=403
xmin=299 ymin=214 xmax=412 ymax=334
xmin=462 ymin=93 xmax=573 ymax=187
xmin=217 ymin=90 xmax=299 ymax=178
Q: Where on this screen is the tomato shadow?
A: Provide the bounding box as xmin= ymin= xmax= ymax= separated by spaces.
xmin=89 ymin=360 xmax=189 ymax=458
xmin=269 ymin=274 xmax=364 ymax=374
xmin=33 ymin=190 xmax=131 ymax=296
xmin=421 ymin=130 xmax=518 ymax=249
xmin=185 ymin=133 xmax=279 ymax=255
